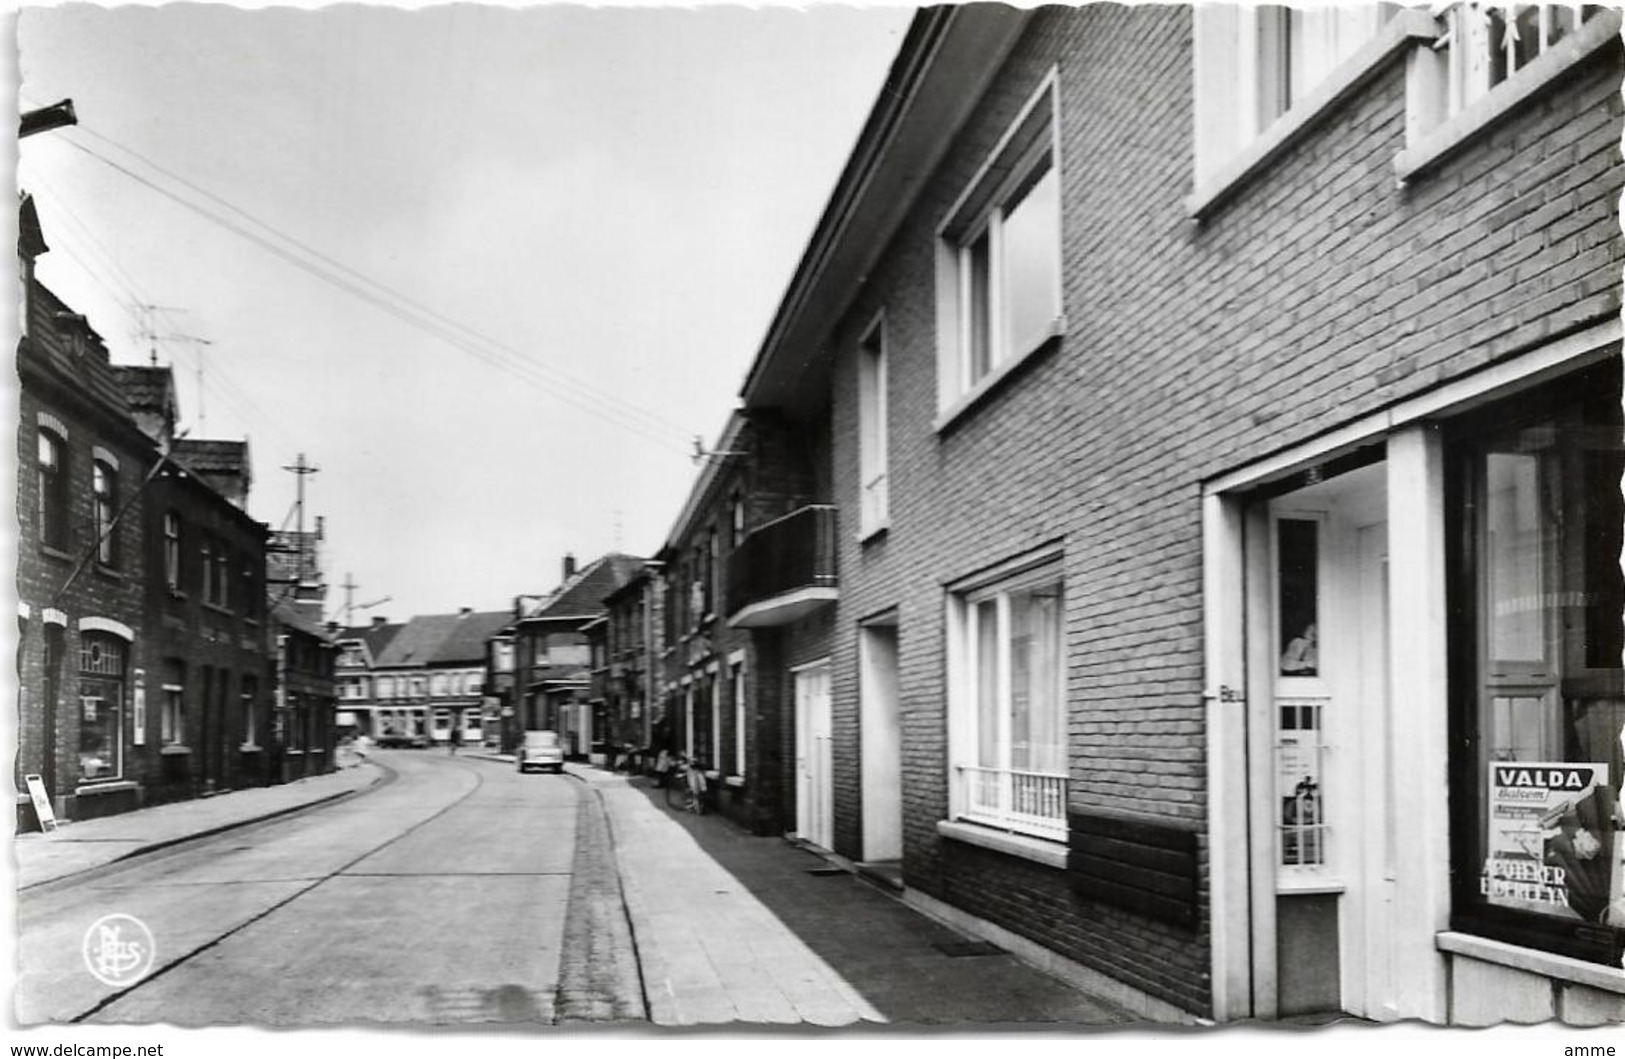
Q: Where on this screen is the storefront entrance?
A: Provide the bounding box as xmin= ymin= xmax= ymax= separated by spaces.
xmin=1248 ymin=460 xmax=1398 ymax=1019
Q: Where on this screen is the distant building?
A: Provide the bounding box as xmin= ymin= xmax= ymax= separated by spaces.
xmin=512 ymin=553 xmax=645 ymax=760
xmin=333 ymin=616 xmax=404 ymax=739
xmin=271 ymin=598 xmax=337 ymax=782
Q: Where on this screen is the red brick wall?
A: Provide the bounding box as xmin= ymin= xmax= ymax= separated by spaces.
xmin=816 ymin=6 xmax=1621 ymax=1016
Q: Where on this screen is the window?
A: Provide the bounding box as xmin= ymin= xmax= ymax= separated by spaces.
xmin=948 ymin=554 xmax=1067 ymax=841
xmin=241 ymin=675 xmax=258 ymax=746
xmin=92 ymin=459 xmax=118 ymax=566
xmin=161 ymin=661 xmax=185 ymax=746
xmin=79 ymin=633 xmax=127 ymax=782
xmin=432 ymin=673 xmax=447 ymax=697
xmin=1444 ymin=4 xmax=1605 ymax=113
xmin=1192 ymin=7 xmax=1390 ymax=177
xmin=732 ymin=659 xmax=747 ymax=777
xmin=378 ymin=676 xmax=395 ymax=700
xmin=938 ymin=77 xmax=1061 ymax=412
xmin=1446 ymin=361 xmax=1623 ymax=966
xmin=858 ymin=319 xmax=889 ymax=537
xmin=163 ymin=512 xmax=181 ymax=590
xmin=213 ymin=545 xmax=230 ymax=609
xmin=37 ymin=428 xmax=69 ymax=550
xmin=201 ymin=538 xmax=214 ymax=603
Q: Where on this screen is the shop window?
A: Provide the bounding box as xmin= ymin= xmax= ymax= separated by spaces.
xmin=1446 ymin=360 xmax=1624 ymax=965
xmin=79 ymin=633 xmax=127 ymax=782
xmin=947 ymin=552 xmax=1068 ymax=842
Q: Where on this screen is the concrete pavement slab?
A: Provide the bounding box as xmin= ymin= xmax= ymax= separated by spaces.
xmin=569 ymin=762 xmax=1139 ymax=1029
xmin=14 ymin=761 xmax=382 ymax=890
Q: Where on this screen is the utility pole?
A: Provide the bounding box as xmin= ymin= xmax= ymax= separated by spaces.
xmin=283 ymin=453 xmax=320 ymax=594
xmin=338 ymin=572 xmax=389 ymax=627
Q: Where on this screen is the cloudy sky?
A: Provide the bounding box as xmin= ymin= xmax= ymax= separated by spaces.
xmin=16 ymin=1 xmax=912 ymax=623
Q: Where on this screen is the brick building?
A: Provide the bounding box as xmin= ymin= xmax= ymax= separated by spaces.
xmin=16 ymin=196 xmax=277 ymax=823
xmin=512 ymin=553 xmax=644 ymax=759
xmin=121 ymin=366 xmax=275 ymax=800
xmin=271 ymin=597 xmax=337 ymax=781
xmin=333 ymin=616 xmax=403 ymax=739
xmin=598 ymin=566 xmax=660 ymax=762
xmin=658 ymin=411 xmax=838 ymax=836
xmin=728 ymin=5 xmax=1623 ymax=1024
xmin=17 ymin=197 xmax=156 ymax=825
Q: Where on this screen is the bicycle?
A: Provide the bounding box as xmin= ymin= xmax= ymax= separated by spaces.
xmin=664 ymin=756 xmax=708 ymax=815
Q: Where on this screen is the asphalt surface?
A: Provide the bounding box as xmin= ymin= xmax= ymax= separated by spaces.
xmin=16 ymin=751 xmax=612 ymax=1025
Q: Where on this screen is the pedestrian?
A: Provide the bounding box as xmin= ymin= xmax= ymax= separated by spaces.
xmin=449 ymin=725 xmax=462 ymax=755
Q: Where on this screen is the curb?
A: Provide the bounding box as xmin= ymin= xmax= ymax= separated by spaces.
xmin=19 ymin=762 xmax=387 ymax=893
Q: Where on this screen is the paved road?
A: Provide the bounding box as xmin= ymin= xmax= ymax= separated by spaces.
xmin=16 ymin=751 xmax=639 ymax=1026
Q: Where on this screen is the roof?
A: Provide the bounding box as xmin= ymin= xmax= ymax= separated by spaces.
xmin=738 ymin=7 xmax=1030 ymax=416
xmin=112 ymin=365 xmax=176 ymax=418
xmin=271 ymin=597 xmax=335 ymax=643
xmin=337 ymin=621 xmax=405 ymax=662
xmin=428 ymin=610 xmax=510 ymax=665
xmin=370 ymin=608 xmax=509 ymax=668
xmin=173 ymin=438 xmax=250 ymax=477
xmin=519 ymin=553 xmax=647 ymax=623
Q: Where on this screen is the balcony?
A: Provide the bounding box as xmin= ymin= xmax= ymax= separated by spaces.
xmin=726 ymin=504 xmax=838 ymax=628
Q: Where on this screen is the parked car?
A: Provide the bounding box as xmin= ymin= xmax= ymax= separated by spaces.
xmin=516 ymin=730 xmax=564 ymax=774
xmin=376 ymin=731 xmax=430 ymax=749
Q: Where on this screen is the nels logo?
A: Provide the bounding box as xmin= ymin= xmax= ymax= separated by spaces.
xmin=82 ymin=913 xmax=156 ymax=987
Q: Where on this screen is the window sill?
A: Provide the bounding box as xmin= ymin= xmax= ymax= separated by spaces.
xmin=167 ymin=588 xmax=187 ymax=601
xmin=159 ymin=744 xmax=191 ymax=756
xmin=1277 ymin=873 xmax=1345 ymax=895
xmin=1187 ymin=7 xmax=1440 ymax=220
xmin=858 ymin=522 xmax=889 ymax=545
xmin=92 ymin=563 xmax=124 ymax=580
xmin=39 ymin=544 xmax=73 ymax=564
xmin=937 ymin=818 xmax=1068 ymax=869
xmin=1394 ymin=9 xmax=1622 ymax=184
xmin=934 ymin=321 xmax=1064 ymax=436
xmin=1437 ymin=931 xmax=1625 ymax=995
xmin=75 ymin=779 xmax=137 ymax=795
xmin=724 ymin=775 xmax=745 ymax=789
xmin=203 ymin=603 xmax=233 ymax=617
xmin=238 ymin=743 xmax=262 ymax=753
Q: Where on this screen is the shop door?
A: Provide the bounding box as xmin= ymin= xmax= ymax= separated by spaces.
xmin=795 ymin=660 xmax=833 ymax=849
xmin=1254 ymin=461 xmax=1397 ymax=1020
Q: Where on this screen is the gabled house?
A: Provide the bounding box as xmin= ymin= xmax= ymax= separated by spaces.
xmin=333 ymin=616 xmax=404 ymax=738
xmin=512 ymin=553 xmax=645 ymax=760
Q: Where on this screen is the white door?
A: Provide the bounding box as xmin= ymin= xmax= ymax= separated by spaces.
xmin=795 ymin=660 xmax=833 ymax=849
xmin=1352 ymin=521 xmax=1397 ymax=1020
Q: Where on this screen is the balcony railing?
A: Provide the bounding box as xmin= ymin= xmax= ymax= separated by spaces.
xmin=956 ymin=765 xmax=1068 ymax=842
xmin=726 ymin=504 xmax=838 ymax=628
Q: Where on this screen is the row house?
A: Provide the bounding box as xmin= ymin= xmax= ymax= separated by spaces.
xmin=714 ymin=3 xmax=1622 ymax=1026
xmin=657 ymin=411 xmax=837 ymax=836
xmin=272 ymin=598 xmax=338 ymax=782
xmin=512 ymin=553 xmax=643 ymax=760
xmin=485 ymin=626 xmax=518 ymax=752
xmin=120 ymin=366 xmax=276 ymax=800
xmin=359 ymin=609 xmax=502 ymax=742
xmin=333 ymin=616 xmax=404 ymax=737
xmin=16 ymin=195 xmax=278 ymax=826
xmin=593 ymin=566 xmax=661 ymax=762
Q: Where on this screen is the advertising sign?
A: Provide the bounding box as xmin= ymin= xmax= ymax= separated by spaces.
xmin=1483 ymin=762 xmax=1621 ymax=924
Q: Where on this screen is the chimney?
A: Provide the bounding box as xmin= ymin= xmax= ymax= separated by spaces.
xmin=372 ymin=615 xmax=387 ymax=628
xmin=459 ymin=606 xmax=472 ymax=616
xmin=563 ymin=553 xmax=577 ymax=580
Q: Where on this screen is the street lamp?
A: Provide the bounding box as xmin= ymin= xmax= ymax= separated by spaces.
xmin=20 ymin=99 xmax=77 ymax=138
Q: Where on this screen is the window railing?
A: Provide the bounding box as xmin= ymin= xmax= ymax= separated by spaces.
xmin=956 ymin=765 xmax=1068 ymax=842
xmin=726 ymin=504 xmax=838 ymax=618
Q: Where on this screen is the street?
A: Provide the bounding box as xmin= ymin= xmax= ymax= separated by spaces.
xmin=17 ymin=751 xmax=633 ymax=1025
xmin=15 ymin=753 xmax=1136 ymax=1029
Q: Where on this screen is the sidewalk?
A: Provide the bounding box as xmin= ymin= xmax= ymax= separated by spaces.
xmin=13 ymin=760 xmax=382 ymax=890
xmin=566 ymin=761 xmax=1140 ymax=1028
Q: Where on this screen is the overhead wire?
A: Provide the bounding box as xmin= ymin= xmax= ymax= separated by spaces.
xmin=60 ymin=127 xmax=703 ymax=453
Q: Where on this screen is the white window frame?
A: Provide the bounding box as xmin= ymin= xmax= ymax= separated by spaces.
xmin=935 ymin=71 xmax=1063 ymax=428
xmin=1397 ymin=3 xmax=1618 ymax=180
xmin=945 ymin=546 xmax=1068 ymax=844
xmin=161 ymin=683 xmax=185 ymax=745
xmin=92 ymin=457 xmax=117 ymax=566
xmin=730 ymin=653 xmax=747 ymax=778
xmin=857 ymin=313 xmax=890 ymax=539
